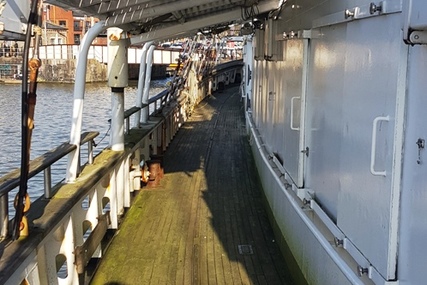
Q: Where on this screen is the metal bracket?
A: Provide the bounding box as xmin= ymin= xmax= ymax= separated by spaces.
xmin=297 ymin=188 xmax=314 ymax=202
xmin=357 ymin=265 xmax=369 ymax=277
xmin=403 ymin=0 xmax=427 ymax=44
xmin=301 ymin=147 xmax=309 ymax=157
xmin=344 ymin=8 xmax=356 ymax=19
xmin=334 ymin=237 xmax=344 ymax=247
xmin=416 ymin=138 xmax=425 ymax=164
xmin=369 ymin=2 xmax=383 ymax=15
xmin=408 ymin=31 xmax=427 ymax=45
xmin=314 ymin=1 xmax=401 ymax=29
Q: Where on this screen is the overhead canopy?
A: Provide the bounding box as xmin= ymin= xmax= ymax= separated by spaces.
xmin=43 ymin=0 xmax=279 ymax=43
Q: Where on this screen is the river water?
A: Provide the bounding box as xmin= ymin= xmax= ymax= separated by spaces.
xmin=0 ymin=80 xmax=168 ymax=208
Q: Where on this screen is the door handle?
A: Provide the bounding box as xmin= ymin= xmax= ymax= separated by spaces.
xmin=290 ymin=96 xmax=300 ymax=131
xmin=370 ymin=115 xmax=389 ymax=176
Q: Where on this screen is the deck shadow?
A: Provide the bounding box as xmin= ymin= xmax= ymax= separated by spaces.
xmin=91 ymin=86 xmax=300 ymax=284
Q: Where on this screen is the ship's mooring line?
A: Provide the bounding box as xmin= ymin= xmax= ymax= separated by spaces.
xmin=93 ymin=123 xmax=111 ymax=148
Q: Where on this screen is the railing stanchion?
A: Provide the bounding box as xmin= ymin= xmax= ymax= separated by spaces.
xmin=88 ymin=140 xmax=94 ymax=164
xmin=44 ymin=166 xmax=52 ymax=198
xmin=0 ymin=194 xmax=9 ymax=239
xmin=126 ymin=117 xmax=130 ymax=134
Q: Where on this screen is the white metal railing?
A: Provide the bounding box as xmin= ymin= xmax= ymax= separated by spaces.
xmin=124 ymin=89 xmax=169 ymax=134
xmin=0 ymin=132 xmax=98 ymax=240
xmin=0 ymin=61 xmax=243 ymax=285
xmin=0 ymin=88 xmax=184 ymax=285
xmin=30 ymin=45 xmax=181 ymax=65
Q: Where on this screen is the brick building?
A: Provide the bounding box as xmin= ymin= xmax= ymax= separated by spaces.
xmin=43 ymin=4 xmax=107 ymax=45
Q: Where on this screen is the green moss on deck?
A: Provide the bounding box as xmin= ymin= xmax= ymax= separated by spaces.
xmin=91 ymin=86 xmax=298 ymax=285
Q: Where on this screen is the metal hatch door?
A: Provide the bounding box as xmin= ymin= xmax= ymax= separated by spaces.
xmin=336 ymin=15 xmax=405 ymax=280
xmin=282 ymin=37 xmax=309 ymax=188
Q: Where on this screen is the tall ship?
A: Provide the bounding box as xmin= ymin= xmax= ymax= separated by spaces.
xmin=1 ymin=0 xmax=426 ymax=284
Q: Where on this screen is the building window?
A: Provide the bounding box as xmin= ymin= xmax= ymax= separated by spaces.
xmin=74 ymin=21 xmax=82 ymax=31
xmin=74 ymin=34 xmax=80 ymax=44
xmin=58 ymin=20 xmax=66 ymax=27
xmin=49 ymin=37 xmax=64 ymax=45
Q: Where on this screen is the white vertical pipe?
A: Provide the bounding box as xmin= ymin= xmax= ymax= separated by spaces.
xmin=244 ymin=37 xmax=253 ymax=111
xmin=134 ymin=41 xmax=153 ymax=128
xmin=116 ymin=161 xmax=125 ymax=215
xmin=0 ymin=194 xmax=8 ymax=239
xmin=63 ymin=215 xmax=79 ymax=283
xmin=66 ymin=21 xmax=106 ymax=182
xmin=108 ymin=28 xmax=129 ymax=151
xmin=109 ymin=169 xmax=118 ymax=229
xmin=141 ymin=45 xmax=156 ymax=123
xmin=111 ymin=90 xmax=125 ymax=151
xmin=123 ymin=156 xmax=131 ymax=207
xmin=208 ymin=79 xmax=213 ymax=95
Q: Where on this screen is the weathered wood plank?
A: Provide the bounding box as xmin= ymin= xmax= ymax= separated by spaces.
xmin=90 ymin=85 xmax=297 ymax=285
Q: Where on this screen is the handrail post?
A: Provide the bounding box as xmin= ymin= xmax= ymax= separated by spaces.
xmin=44 ymin=167 xmax=52 ymax=199
xmin=88 ymin=140 xmax=94 ymax=164
xmin=142 ymin=45 xmax=156 ymax=123
xmin=66 ymin=21 xmax=106 ymax=182
xmin=108 ymin=27 xmax=129 ymax=151
xmin=0 ymin=194 xmax=8 ymax=239
xmin=126 ymin=117 xmax=130 ymax=134
xmin=134 ymin=41 xmax=153 ymax=128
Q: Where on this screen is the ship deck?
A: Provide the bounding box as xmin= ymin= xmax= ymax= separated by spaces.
xmin=90 ymin=85 xmax=294 ymax=285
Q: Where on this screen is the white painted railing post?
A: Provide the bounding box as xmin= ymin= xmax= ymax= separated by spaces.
xmin=0 ymin=194 xmax=8 ymax=239
xmin=142 ymin=45 xmax=156 ymax=124
xmin=66 ymin=21 xmax=106 ymax=182
xmin=108 ymin=28 xmax=129 ymax=151
xmin=134 ymin=41 xmax=153 ymax=128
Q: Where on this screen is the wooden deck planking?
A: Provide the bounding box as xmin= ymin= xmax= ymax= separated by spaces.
xmin=90 ymin=85 xmax=294 ymax=285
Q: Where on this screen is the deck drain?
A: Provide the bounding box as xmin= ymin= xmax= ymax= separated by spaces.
xmin=238 ymin=245 xmax=253 ymax=255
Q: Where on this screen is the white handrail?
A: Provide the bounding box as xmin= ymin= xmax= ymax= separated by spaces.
xmin=141 ymin=45 xmax=156 ymax=124
xmin=66 ymin=21 xmax=106 ymax=182
xmin=134 ymin=41 xmax=154 ymax=128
